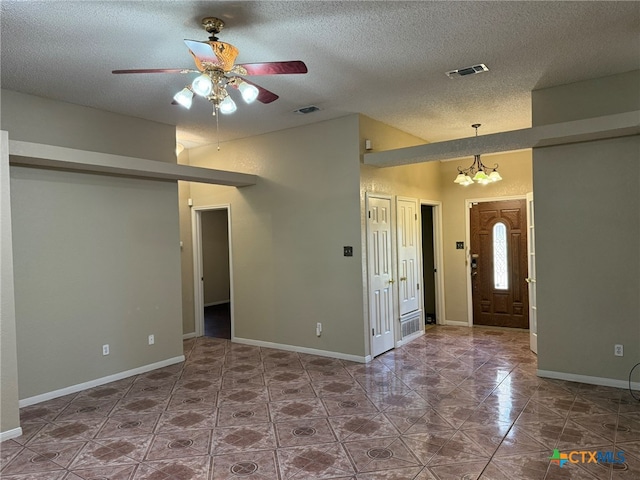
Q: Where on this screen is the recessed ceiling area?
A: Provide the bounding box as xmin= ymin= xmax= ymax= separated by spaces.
xmin=1 ymin=1 xmax=638 ymax=149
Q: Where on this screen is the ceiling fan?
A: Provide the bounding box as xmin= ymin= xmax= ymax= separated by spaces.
xmin=112 ymin=17 xmax=308 ymax=116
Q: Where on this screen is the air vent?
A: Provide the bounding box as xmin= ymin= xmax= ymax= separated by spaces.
xmin=294 ymin=105 xmax=320 ymax=114
xmin=445 ymin=64 xmax=489 ymax=78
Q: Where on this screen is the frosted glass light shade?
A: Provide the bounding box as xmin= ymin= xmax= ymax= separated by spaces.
xmin=473 ymin=170 xmax=489 ymax=182
xmin=173 ymin=88 xmax=193 ymax=109
xmin=219 ymin=96 xmax=237 ymax=114
xmin=489 ymin=170 xmax=503 ymax=182
xmin=192 ymin=74 xmax=213 ymax=97
xmin=239 ymin=82 xmax=259 ymax=103
xmin=454 ymin=173 xmax=467 ymax=184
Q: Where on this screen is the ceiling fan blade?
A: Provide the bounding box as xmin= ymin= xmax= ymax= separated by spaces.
xmin=236 ymin=61 xmax=308 ymax=75
xmin=230 ymin=77 xmax=279 ymax=104
xmin=184 ymin=39 xmax=218 ymax=63
xmin=112 ymin=68 xmax=196 ymax=74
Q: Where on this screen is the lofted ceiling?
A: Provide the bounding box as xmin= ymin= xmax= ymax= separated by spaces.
xmin=1 ymin=1 xmax=638 ymax=150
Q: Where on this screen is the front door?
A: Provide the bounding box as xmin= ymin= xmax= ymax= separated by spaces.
xmin=367 ymin=195 xmax=395 ymax=357
xmin=470 ymin=199 xmax=529 ymax=328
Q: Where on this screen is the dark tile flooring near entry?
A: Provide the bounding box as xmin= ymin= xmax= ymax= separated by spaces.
xmin=2 ymin=326 xmax=639 ymax=479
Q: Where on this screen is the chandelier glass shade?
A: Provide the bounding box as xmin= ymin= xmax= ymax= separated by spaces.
xmin=454 ymin=124 xmax=503 ymax=186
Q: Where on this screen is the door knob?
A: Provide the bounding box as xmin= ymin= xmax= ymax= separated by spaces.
xmin=399 ymin=277 xmax=407 ymax=281
xmin=388 ymin=279 xmax=395 ymax=284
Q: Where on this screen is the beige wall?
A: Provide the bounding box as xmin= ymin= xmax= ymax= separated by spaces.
xmin=439 ymin=151 xmax=533 ymax=323
xmin=1 ymin=89 xmax=176 ymax=163
xmin=11 ymin=169 xmax=184 ymax=399
xmin=202 ymin=209 xmax=230 ymax=305
xmin=185 ymin=115 xmax=365 ymax=357
xmin=533 ymin=71 xmax=640 ymax=382
xmin=2 ymin=92 xmax=183 ymax=404
xmin=532 ymin=70 xmax=640 ymax=125
xmin=1 ymin=131 xmax=20 ymax=436
xmin=534 ymin=137 xmax=639 ymax=380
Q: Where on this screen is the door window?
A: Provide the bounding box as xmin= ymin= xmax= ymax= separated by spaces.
xmin=493 ymin=222 xmax=508 ymax=290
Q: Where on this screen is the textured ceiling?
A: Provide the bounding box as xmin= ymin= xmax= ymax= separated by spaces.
xmin=1 ymin=1 xmax=638 ymax=149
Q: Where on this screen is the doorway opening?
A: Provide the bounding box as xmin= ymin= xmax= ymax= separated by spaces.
xmin=421 ymin=205 xmax=436 ymax=325
xmin=192 ymin=205 xmax=233 ymax=339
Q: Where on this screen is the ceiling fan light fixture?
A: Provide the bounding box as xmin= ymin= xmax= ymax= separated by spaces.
xmin=173 ymin=87 xmax=194 ymax=109
xmin=219 ymin=95 xmax=237 ymax=114
xmin=238 ymin=81 xmax=259 ymax=103
xmin=192 ymin=74 xmax=213 ymax=97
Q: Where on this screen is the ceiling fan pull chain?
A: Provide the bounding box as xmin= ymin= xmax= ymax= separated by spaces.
xmin=216 ymin=106 xmax=220 ymax=151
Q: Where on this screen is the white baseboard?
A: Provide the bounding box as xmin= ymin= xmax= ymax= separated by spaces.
xmin=442 ymin=320 xmax=469 ymax=327
xmin=19 ymin=355 xmax=185 ymax=408
xmin=232 ymin=337 xmax=367 ymax=364
xmin=0 ymin=427 xmax=23 ymax=442
xmin=183 ymin=332 xmax=197 ymax=340
xmin=537 ymin=369 xmax=640 ymax=391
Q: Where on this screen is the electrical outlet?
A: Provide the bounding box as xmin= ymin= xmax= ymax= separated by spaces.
xmin=316 ymin=322 xmax=322 ymax=337
xmin=614 ymin=344 xmax=623 ymax=357
xmin=102 ymin=344 xmax=110 ymax=356
xmin=148 ymin=334 xmax=155 ymax=345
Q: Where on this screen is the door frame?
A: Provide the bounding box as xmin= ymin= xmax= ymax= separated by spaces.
xmin=420 ymin=199 xmax=446 ymax=326
xmin=464 ymin=195 xmax=527 ymax=327
xmin=191 ymin=204 xmax=234 ymax=338
xmin=365 ymin=193 xmax=397 ymax=357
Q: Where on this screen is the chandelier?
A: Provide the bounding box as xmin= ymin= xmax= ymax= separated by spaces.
xmin=454 ymin=124 xmax=502 ymax=186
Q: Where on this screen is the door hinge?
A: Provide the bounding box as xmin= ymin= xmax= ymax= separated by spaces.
xmin=372 ymin=328 xmax=375 ymax=336
xmin=368 ymin=211 xmax=371 ymax=219
xmin=417 ymin=283 xmax=420 ymax=290
xmin=415 ymin=213 xmax=417 ymax=220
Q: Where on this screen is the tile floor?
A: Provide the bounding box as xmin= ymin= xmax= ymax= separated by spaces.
xmin=1 ymin=326 xmax=639 ymax=479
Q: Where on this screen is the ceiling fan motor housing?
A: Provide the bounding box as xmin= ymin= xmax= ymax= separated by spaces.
xmin=202 ymin=17 xmax=225 ymax=40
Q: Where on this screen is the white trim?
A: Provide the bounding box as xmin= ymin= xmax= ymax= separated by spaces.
xmin=0 ymin=427 xmax=23 ymax=442
xmin=419 ymin=199 xmax=445 ymax=326
xmin=191 ymin=205 xmax=234 ymax=340
xmin=183 ymin=332 xmax=197 ymax=340
xmin=19 ymin=355 xmax=185 ymax=407
xmin=233 ymin=337 xmax=368 ymax=364
xmin=465 ymin=195 xmax=528 ymax=327
xmin=443 ymin=320 xmax=469 ymax=327
xmin=537 ymin=369 xmax=640 ymax=391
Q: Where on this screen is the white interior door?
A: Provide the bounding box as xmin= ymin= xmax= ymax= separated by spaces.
xmin=367 ymin=195 xmax=395 ymax=357
xmin=396 ymin=197 xmax=420 ymax=316
xmin=526 ymin=192 xmax=537 ymax=354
